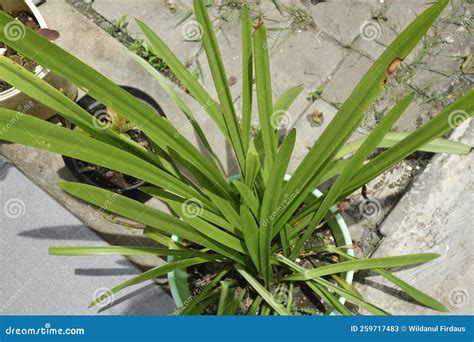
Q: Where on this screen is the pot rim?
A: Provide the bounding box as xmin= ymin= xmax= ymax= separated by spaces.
xmin=167 ymin=174 xmax=354 ymax=314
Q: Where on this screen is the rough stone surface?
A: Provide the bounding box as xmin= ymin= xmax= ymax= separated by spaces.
xmin=322 ymin=51 xmax=373 ymax=105
xmin=0 ymin=161 xmax=175 ymax=315
xmin=309 ymin=1 xmax=374 ymax=46
xmin=356 ymin=119 xmax=473 ymax=314
xmin=92 ymin=0 xmax=200 ymax=61
xmin=288 ymin=99 xmax=339 ymax=172
xmin=269 ymin=30 xmax=347 ymax=122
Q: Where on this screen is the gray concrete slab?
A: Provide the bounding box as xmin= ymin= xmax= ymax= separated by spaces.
xmin=0 ymin=159 xmax=175 ymax=315
xmin=322 ymin=51 xmax=373 ymax=106
xmin=0 ymin=141 xmax=174 ymax=271
xmin=309 ymin=1 xmax=374 ymax=46
xmin=269 ymin=30 xmax=347 ymax=124
xmin=352 ymin=0 xmax=430 ymax=61
xmin=92 ymin=0 xmax=202 ymax=62
xmin=288 ymin=99 xmax=340 ymax=172
xmin=356 ymin=119 xmax=474 ymax=314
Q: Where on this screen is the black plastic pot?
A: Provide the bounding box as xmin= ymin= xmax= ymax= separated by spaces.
xmin=62 ymin=85 xmax=165 ymax=198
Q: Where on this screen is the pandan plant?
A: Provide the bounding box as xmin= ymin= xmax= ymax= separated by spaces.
xmin=0 ymin=0 xmax=472 ymax=315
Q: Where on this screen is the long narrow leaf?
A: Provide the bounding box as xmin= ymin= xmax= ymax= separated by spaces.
xmin=312 ymin=276 xmax=389 ymax=315
xmin=57 ymin=182 xmax=245 ymax=264
xmin=240 ymin=205 xmax=260 ymax=271
xmin=164 ymin=200 xmax=246 ymax=254
xmin=217 ymin=280 xmax=237 ymax=315
xmin=180 ymin=268 xmax=229 ymax=315
xmin=232 ymin=180 xmax=260 ymax=218
xmin=193 ymin=0 xmax=245 ymax=168
xmin=272 ymin=0 xmax=449 ymax=235
xmin=260 ymin=129 xmax=296 ymax=285
xmin=247 ymin=296 xmax=263 ymax=315
xmin=290 ymin=94 xmax=414 ymax=257
xmin=135 ymin=19 xmax=227 ymax=135
xmin=90 ymin=256 xmax=218 ymax=307
xmin=273 ymin=85 xmax=304 ymax=116
xmin=305 ymin=281 xmax=353 ymax=315
xmin=129 ymin=52 xmax=223 ymax=170
xmin=336 ymin=131 xmax=472 ymax=158
xmin=49 ymin=246 xmax=209 ymax=257
xmin=0 ymin=109 xmax=206 ymax=203
xmin=241 ymin=4 xmax=253 ymax=152
xmin=254 ymin=18 xmax=277 ymax=178
xmin=0 ymin=11 xmax=232 ymax=199
xmin=141 ymin=187 xmax=240 ymax=236
xmin=344 ymin=89 xmax=474 ymax=197
xmin=283 ymin=253 xmax=439 ymax=281
xmin=277 ymin=255 xmax=389 ymax=315
xmin=235 ymin=264 xmax=291 ymax=315
xmin=244 ymin=142 xmax=260 ymax=188
xmin=313 ymin=245 xmax=448 ymax=312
